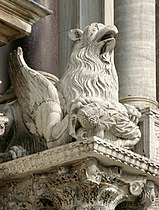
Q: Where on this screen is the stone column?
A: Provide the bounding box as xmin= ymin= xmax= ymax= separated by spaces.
xmin=156 ymin=1 xmax=159 ymax=102
xmin=114 ymin=0 xmax=157 ymax=109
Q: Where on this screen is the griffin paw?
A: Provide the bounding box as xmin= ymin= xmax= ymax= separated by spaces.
xmin=8 ymin=146 xmax=27 ymax=160
xmin=124 ymin=104 xmax=141 ymax=124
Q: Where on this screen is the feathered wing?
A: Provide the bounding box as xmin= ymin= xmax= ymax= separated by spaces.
xmin=9 ymin=47 xmax=63 ymax=143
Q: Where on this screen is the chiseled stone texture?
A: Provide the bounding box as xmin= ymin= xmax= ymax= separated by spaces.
xmin=0 ymin=138 xmax=158 ymax=183
xmin=0 ymin=139 xmax=158 ymax=209
xmin=0 ymin=23 xmax=143 ymax=164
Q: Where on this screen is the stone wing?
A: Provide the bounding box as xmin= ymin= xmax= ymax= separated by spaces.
xmin=9 ymin=47 xmax=62 ymax=139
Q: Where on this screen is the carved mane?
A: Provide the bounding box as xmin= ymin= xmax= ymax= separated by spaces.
xmin=57 ymin=24 xmax=119 ymax=112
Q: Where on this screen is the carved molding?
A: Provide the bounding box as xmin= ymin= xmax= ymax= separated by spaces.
xmin=0 ymin=0 xmax=52 ymax=45
xmin=0 ymin=138 xmax=159 ymax=185
xmin=32 ymin=161 xmax=109 ymax=209
xmin=139 ymin=181 xmax=156 ymax=209
xmin=0 ymin=158 xmax=156 ymax=210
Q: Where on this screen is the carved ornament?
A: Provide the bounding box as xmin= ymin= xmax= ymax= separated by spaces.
xmin=0 ymin=158 xmax=155 ymax=210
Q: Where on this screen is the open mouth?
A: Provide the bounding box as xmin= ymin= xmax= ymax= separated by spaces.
xmin=93 ymin=25 xmax=118 ymax=62
xmin=98 ymin=33 xmax=115 ymax=42
xmin=97 ymin=28 xmax=118 ymax=42
xmin=100 ymin=37 xmax=114 ymax=55
xmin=97 ymin=30 xmax=117 ymax=64
xmin=98 ymin=32 xmax=117 ymax=63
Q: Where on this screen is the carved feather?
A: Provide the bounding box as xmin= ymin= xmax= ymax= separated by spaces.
xmin=9 ymin=47 xmax=62 ymax=140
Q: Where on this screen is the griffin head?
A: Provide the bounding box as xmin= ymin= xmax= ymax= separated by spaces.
xmin=68 ymin=23 xmax=118 ymax=63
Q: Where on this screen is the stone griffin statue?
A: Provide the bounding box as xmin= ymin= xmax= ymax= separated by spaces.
xmin=0 ymin=23 xmax=141 ymax=162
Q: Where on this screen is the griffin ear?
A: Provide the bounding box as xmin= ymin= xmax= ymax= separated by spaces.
xmin=68 ymin=29 xmax=83 ymax=41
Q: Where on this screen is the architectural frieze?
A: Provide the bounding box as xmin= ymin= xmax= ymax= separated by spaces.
xmin=0 ymin=138 xmax=159 ymax=184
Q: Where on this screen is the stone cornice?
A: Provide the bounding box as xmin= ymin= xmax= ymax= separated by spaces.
xmin=0 ymin=0 xmax=52 ymax=45
xmin=120 ymin=96 xmax=158 ymax=110
xmin=0 ymin=137 xmax=159 ymax=184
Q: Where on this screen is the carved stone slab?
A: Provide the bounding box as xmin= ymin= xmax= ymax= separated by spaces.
xmin=0 ymin=137 xmax=159 ymax=185
xmin=0 ymin=0 xmax=52 ymax=45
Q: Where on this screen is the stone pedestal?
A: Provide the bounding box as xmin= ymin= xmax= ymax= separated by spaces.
xmin=114 ymin=0 xmax=158 ymax=109
xmin=0 ymin=138 xmax=158 ymax=209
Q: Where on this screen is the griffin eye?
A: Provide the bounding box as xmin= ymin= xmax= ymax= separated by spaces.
xmin=93 ymin=24 xmax=99 ymax=32
xmin=93 ymin=27 xmax=97 ymax=31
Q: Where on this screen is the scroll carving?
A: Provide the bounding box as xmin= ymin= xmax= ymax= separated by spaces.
xmin=139 ymin=181 xmax=156 ymax=209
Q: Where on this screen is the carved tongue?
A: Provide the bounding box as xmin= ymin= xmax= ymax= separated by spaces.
xmin=99 ymin=43 xmax=111 ymax=64
xmin=100 ymin=49 xmax=110 ymax=64
xmin=102 ymin=52 xmax=110 ymax=62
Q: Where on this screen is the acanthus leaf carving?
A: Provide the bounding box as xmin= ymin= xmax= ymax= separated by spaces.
xmin=32 ymin=159 xmax=152 ymax=210
xmin=0 ymin=158 xmax=156 ymax=210
xmin=139 ymin=180 xmax=156 ymax=209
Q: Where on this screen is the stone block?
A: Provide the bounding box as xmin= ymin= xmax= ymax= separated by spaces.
xmin=0 ymin=0 xmax=52 ymax=46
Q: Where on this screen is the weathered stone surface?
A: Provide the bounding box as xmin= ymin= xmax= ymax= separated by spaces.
xmin=0 ymin=23 xmax=141 ymax=160
xmin=0 ymin=141 xmax=158 ymax=209
xmin=115 ymin=0 xmax=157 ymax=109
xmin=0 ymin=0 xmax=158 ymax=208
xmin=0 ymin=138 xmax=158 ymax=183
xmin=0 ymin=0 xmax=52 ymax=46
xmin=104 ymin=0 xmax=114 ymax=25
